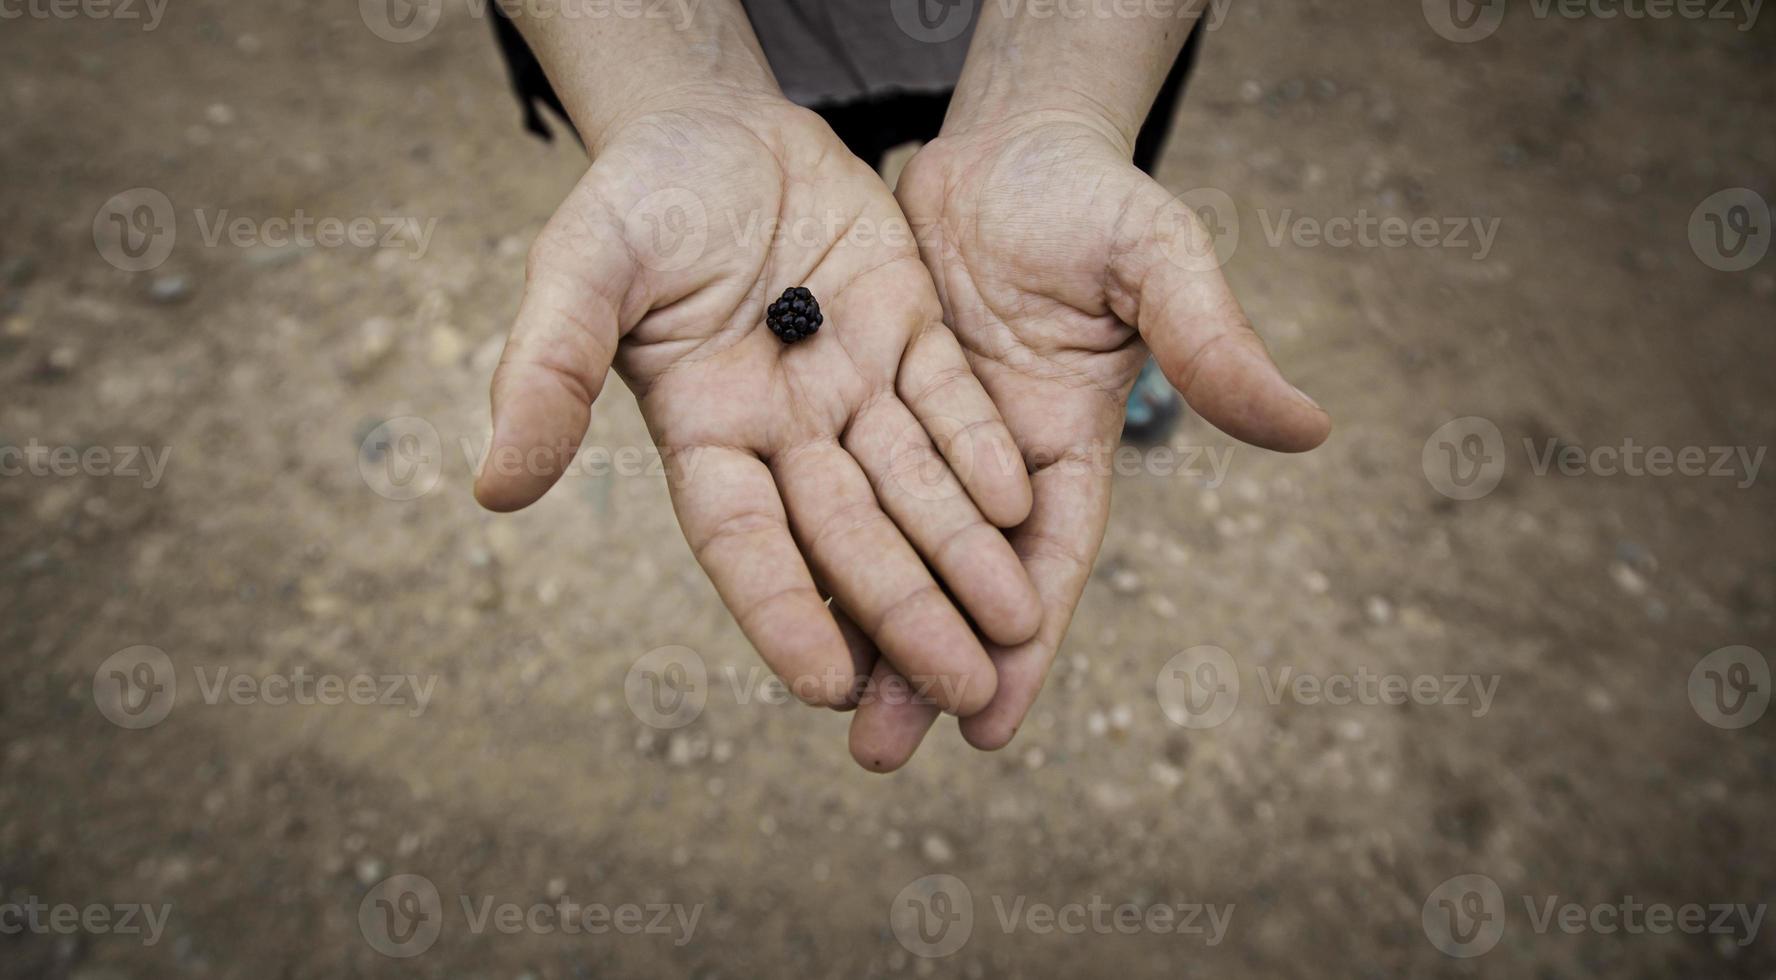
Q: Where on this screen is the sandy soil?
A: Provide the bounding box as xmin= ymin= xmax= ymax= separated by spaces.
xmin=2 ymin=1 xmax=1774 ymax=977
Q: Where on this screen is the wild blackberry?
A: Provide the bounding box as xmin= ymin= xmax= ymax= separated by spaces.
xmin=765 ymin=286 xmax=822 ymax=344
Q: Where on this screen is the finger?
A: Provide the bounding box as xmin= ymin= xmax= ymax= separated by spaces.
xmin=474 ymin=222 xmax=633 ymax=512
xmin=898 ymin=324 xmax=1033 ymax=528
xmin=772 ymin=439 xmax=997 ymax=716
xmin=668 ymin=446 xmax=856 ymax=708
xmin=959 ymin=457 xmax=1112 ymax=751
xmin=849 ymin=660 xmax=943 ymax=773
xmin=1110 ymin=179 xmax=1332 ymax=454
xmin=810 ymin=572 xmax=877 ymax=712
xmin=827 ymin=604 xmax=877 ymax=712
xmin=844 ymin=396 xmax=1041 ymax=646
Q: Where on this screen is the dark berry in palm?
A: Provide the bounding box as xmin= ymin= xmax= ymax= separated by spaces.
xmin=766 ymin=286 xmax=822 ymax=344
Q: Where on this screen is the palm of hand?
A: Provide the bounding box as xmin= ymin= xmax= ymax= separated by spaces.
xmin=478 ymin=103 xmax=1041 ymax=718
xmin=897 ymin=121 xmax=1160 ymax=447
xmin=844 ymin=119 xmax=1332 ymax=765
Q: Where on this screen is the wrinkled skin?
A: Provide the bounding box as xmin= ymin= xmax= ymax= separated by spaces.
xmin=475 ymin=100 xmax=1045 ymax=717
xmin=847 ymin=115 xmax=1333 ymax=769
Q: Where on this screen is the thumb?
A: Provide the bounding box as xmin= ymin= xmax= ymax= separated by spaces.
xmin=473 ymin=221 xmax=631 ymax=512
xmin=1111 ymin=179 xmax=1331 ymax=453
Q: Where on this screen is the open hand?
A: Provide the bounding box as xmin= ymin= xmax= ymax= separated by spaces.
xmin=474 ymin=96 xmax=1042 ymax=716
xmin=848 ymin=114 xmax=1333 ymax=766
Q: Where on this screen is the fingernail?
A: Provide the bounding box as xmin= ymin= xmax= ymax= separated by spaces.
xmin=474 ymin=419 xmax=498 ymax=482
xmin=1287 ymin=383 xmax=1324 ymax=413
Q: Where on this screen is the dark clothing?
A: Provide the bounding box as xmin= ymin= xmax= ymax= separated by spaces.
xmin=489 ymin=6 xmax=1203 ymax=175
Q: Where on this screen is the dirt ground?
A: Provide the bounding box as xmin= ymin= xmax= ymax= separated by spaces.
xmin=3 ymin=1 xmax=1774 ymax=977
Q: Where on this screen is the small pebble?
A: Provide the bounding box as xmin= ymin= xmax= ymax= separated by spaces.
xmin=147 ymin=274 xmax=193 ymax=304
xmin=921 ymin=835 xmax=954 ymax=863
xmin=1364 ymin=596 xmax=1395 ymax=625
xmin=354 ymin=858 xmax=385 ymax=886
xmin=43 ymin=344 xmax=80 ymax=377
xmin=1150 ymin=761 xmax=1184 ymax=789
xmin=1609 ymin=562 xmax=1647 ymax=596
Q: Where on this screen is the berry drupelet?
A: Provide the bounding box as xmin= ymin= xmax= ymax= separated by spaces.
xmin=765 ymin=286 xmax=822 ymax=344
